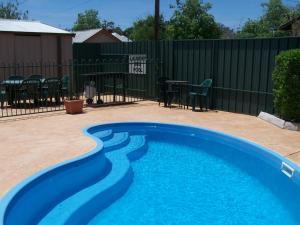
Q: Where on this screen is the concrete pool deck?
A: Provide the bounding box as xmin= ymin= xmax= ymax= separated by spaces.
xmin=0 ymin=101 xmax=299 ymax=197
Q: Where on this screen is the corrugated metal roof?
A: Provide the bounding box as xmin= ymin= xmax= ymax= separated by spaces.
xmin=0 ymin=19 xmax=72 ymax=35
xmin=73 ymin=28 xmax=102 ymax=43
xmin=112 ymin=32 xmax=131 ymax=42
xmin=73 ymin=29 xmax=131 ymax=43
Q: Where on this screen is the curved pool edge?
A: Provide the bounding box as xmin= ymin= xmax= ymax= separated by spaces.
xmin=0 ymin=124 xmax=106 ymax=225
xmin=1 ymin=122 xmax=300 ymax=225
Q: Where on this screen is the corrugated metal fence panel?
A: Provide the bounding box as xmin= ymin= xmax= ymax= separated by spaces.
xmin=74 ymin=41 xmax=160 ymax=98
xmin=73 ymin=37 xmax=300 ymax=115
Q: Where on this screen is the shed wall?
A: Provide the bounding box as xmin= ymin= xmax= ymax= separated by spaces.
xmin=0 ymin=33 xmax=73 ymax=80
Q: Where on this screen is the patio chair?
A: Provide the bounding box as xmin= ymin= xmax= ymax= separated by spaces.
xmin=157 ymin=77 xmax=169 ymax=106
xmin=188 ymin=79 xmax=213 ymax=111
xmin=61 ymin=75 xmax=69 ymax=98
xmin=2 ymin=76 xmax=25 ymax=106
xmin=167 ymin=83 xmax=181 ymax=108
xmin=41 ymin=78 xmax=62 ymax=104
xmin=16 ymin=78 xmax=41 ymax=107
xmin=0 ymin=82 xmax=6 ymax=108
xmin=180 ymin=83 xmax=191 ymax=109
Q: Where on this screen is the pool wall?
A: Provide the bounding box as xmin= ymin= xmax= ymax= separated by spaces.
xmin=0 ymin=134 xmax=111 ymax=225
xmin=0 ymin=122 xmax=299 ymax=225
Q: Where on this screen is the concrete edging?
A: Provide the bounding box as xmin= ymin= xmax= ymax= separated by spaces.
xmin=258 ymin=112 xmax=300 ymax=131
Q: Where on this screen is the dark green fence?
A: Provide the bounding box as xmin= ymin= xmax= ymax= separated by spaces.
xmin=74 ymin=42 xmax=162 ymax=99
xmin=73 ymin=37 xmax=300 ymax=115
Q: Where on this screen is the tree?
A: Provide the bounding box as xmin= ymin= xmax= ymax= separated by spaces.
xmin=123 ymin=27 xmax=133 ymax=39
xmin=125 ymin=15 xmax=167 ymax=41
xmin=261 ymin=0 xmax=290 ymax=34
xmin=0 ymin=0 xmax=28 ymax=20
xmin=102 ymin=20 xmax=115 ymax=30
xmin=72 ymin=9 xmax=101 ymax=31
xmin=219 ymin=23 xmax=236 ymax=39
xmin=237 ymin=0 xmax=292 ymax=38
xmin=290 ymin=3 xmax=300 ymax=19
xmin=166 ymin=0 xmax=221 ymax=39
xmin=72 ymin=9 xmax=123 ymax=34
xmin=237 ymin=19 xmax=269 ymax=38
xmin=124 ymin=0 xmax=221 ymax=40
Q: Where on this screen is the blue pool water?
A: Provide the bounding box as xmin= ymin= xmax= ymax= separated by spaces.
xmin=89 ymin=138 xmax=299 ymax=225
xmin=1 ymin=123 xmax=300 ymax=225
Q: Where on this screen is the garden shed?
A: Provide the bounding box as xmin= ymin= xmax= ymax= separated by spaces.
xmin=0 ymin=19 xmax=74 ymax=65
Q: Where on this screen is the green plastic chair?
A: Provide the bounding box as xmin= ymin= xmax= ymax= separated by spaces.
xmin=16 ymin=78 xmax=41 ymax=106
xmin=156 ymin=77 xmax=169 ymax=106
xmin=61 ymin=75 xmax=69 ymax=98
xmin=188 ymin=79 xmax=213 ymax=111
xmin=41 ymin=78 xmax=62 ymax=104
xmin=0 ymin=82 xmax=6 ymax=108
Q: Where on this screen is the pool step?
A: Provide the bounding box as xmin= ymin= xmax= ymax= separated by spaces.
xmin=93 ymin=129 xmax=113 ymax=141
xmin=103 ymin=132 xmax=130 ymax=152
xmin=120 ymin=135 xmax=147 ymax=161
xmin=38 ymin=135 xmax=147 ymax=225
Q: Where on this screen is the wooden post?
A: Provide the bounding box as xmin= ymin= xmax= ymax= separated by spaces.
xmin=154 ymin=0 xmax=160 ymax=40
xmin=154 ymin=0 xmax=161 ymax=99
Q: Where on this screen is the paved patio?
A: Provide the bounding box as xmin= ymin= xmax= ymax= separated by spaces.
xmin=0 ymin=101 xmax=299 ymax=197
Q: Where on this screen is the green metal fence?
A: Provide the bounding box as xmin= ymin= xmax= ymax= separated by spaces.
xmin=73 ymin=37 xmax=300 ymax=115
xmin=0 ymin=60 xmax=149 ymax=118
xmin=73 ymin=59 xmax=151 ymax=104
xmin=0 ymin=62 xmax=71 ymax=118
xmin=73 ymin=42 xmax=162 ymax=99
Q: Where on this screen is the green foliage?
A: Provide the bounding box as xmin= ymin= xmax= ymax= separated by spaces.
xmin=237 ymin=19 xmax=275 ymax=38
xmin=0 ymin=0 xmax=28 ymax=20
xmin=72 ymin=10 xmax=101 ymax=31
xmin=125 ymin=15 xmax=167 ymax=41
xmin=166 ymin=0 xmax=221 ymax=39
xmin=290 ymin=3 xmax=300 ymax=19
xmin=72 ymin=9 xmax=123 ymax=34
xmin=261 ymin=0 xmax=290 ymax=32
xmin=125 ymin=0 xmax=221 ymax=41
xmin=218 ymin=23 xmax=236 ymax=39
xmin=272 ymin=49 xmax=300 ymax=121
xmin=237 ymin=0 xmax=294 ymax=38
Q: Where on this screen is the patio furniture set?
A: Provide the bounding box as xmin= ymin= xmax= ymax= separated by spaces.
xmin=0 ymin=75 xmax=69 ymax=108
xmin=157 ymin=78 xmax=213 ymax=111
xmin=0 ymin=72 xmax=212 ymax=113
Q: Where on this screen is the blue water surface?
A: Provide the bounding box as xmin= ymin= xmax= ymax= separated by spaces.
xmin=89 ymin=138 xmax=299 ymax=225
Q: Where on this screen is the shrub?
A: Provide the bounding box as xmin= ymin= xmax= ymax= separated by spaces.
xmin=272 ymin=49 xmax=300 ymax=122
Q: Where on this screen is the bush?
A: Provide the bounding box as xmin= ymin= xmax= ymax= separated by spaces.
xmin=272 ymin=49 xmax=300 ymax=122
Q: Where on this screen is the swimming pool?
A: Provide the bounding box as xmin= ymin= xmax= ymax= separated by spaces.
xmin=1 ymin=122 xmax=300 ymax=225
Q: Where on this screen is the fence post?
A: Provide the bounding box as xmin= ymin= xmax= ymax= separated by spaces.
xmin=171 ymin=40 xmax=175 ymax=80
xmin=69 ymin=59 xmax=74 ymax=98
xmin=210 ymin=40 xmax=216 ymax=110
xmin=154 ymin=40 xmax=161 ymax=99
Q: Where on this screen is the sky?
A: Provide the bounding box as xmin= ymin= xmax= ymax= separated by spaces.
xmin=16 ymin=0 xmax=299 ymax=30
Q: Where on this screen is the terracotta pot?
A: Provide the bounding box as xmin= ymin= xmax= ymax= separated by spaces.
xmin=64 ymin=99 xmax=84 ymax=114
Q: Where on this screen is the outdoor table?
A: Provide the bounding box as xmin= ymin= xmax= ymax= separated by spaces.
xmin=80 ymin=72 xmax=129 ymax=105
xmin=1 ymin=79 xmax=45 ymax=105
xmin=164 ymin=80 xmax=189 ymax=107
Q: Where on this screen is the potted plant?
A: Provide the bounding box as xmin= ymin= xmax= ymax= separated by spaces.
xmin=64 ymin=93 xmax=84 ymax=114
